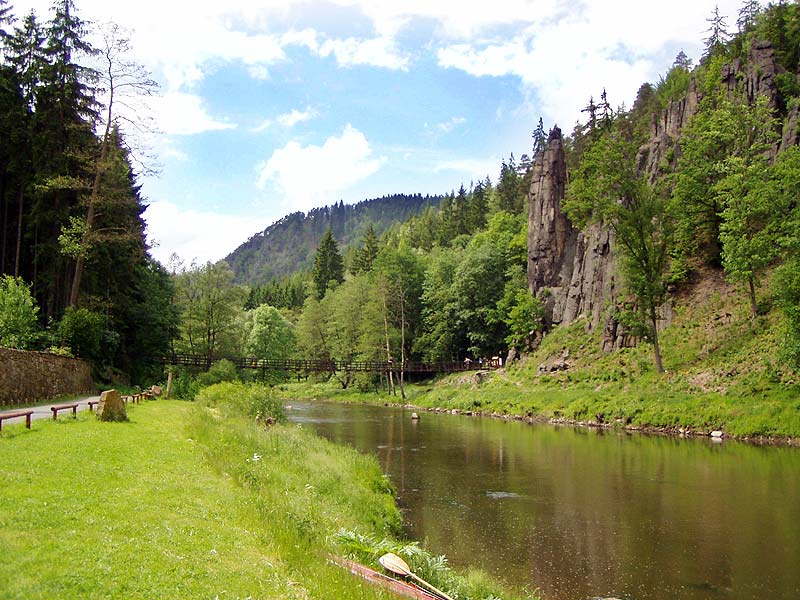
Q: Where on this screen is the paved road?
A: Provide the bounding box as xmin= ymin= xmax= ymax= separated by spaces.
xmin=0 ymin=395 xmax=102 ymax=428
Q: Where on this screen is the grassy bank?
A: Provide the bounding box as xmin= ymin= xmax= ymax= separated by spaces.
xmin=278 ymin=273 xmax=800 ymax=440
xmin=0 ymin=387 xmax=524 ymax=599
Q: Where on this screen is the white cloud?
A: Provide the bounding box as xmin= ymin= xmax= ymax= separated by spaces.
xmin=436 ymin=116 xmax=466 ymax=133
xmin=150 ymin=92 xmax=236 ymax=136
xmin=144 ymin=200 xmax=270 ymax=265
xmin=251 ymin=107 xmax=316 ymax=133
xmin=277 ymin=107 xmax=317 ymax=127
xmin=318 ymin=36 xmax=409 ymax=70
xmin=256 ymin=124 xmax=386 ymax=212
xmin=435 ymin=0 xmax=743 ymax=127
xmin=251 ymin=119 xmax=273 ymax=133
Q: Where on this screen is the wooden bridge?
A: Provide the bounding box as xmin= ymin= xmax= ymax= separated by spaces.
xmin=160 ymin=354 xmax=501 ymax=374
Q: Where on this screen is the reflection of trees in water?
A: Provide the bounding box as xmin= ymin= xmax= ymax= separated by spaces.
xmin=299 ymin=403 xmax=800 ymax=600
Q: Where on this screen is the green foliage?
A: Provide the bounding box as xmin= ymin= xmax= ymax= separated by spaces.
xmin=0 ymin=275 xmax=41 ymax=349
xmin=566 ymin=120 xmax=673 ymax=371
xmin=226 ymin=194 xmax=442 ymax=286
xmin=56 ymin=306 xmax=105 ymax=360
xmin=654 ymin=64 xmax=692 ymax=109
xmin=312 ymin=227 xmax=345 ymax=299
xmin=247 ymin=273 xmax=307 ymax=311
xmin=499 ymin=275 xmax=544 ymax=349
xmin=195 ymin=358 xmax=239 ymax=388
xmin=333 ymin=529 xmax=516 ymax=600
xmin=45 ymin=345 xmax=74 ymax=357
xmin=173 ymin=260 xmax=248 ymax=358
xmin=195 ymin=381 xmax=285 ymax=421
xmin=351 ymin=222 xmax=380 ymax=275
xmin=57 ymin=215 xmax=89 ymax=259
xmin=246 ymin=304 xmax=295 ymax=360
xmin=0 ymin=400 xmax=414 ymax=599
xmin=774 ymin=258 xmax=800 ymax=368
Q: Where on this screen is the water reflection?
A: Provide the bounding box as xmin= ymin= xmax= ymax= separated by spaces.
xmin=287 ymin=401 xmax=800 ymax=600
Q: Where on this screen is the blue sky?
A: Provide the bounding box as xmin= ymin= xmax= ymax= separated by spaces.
xmin=13 ymin=0 xmax=743 ymax=264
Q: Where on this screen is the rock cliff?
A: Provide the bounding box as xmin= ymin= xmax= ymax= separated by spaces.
xmin=527 ymin=39 xmax=795 ymax=351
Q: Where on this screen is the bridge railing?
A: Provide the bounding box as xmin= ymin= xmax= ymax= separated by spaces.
xmin=159 ymin=354 xmax=501 ymax=373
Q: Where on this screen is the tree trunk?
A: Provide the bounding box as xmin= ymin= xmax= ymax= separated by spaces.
xmin=650 ymin=306 xmax=664 ymax=374
xmin=69 ymin=92 xmax=113 ymax=307
xmin=398 ymin=292 xmax=406 ymax=400
xmin=1 ymin=172 xmax=7 ymax=273
xmin=748 ymin=276 xmax=758 ymax=318
xmin=382 ymin=294 xmax=395 ymax=396
xmin=14 ymin=185 xmax=23 ymax=277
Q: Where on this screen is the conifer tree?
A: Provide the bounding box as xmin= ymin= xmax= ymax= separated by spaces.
xmin=532 ymin=117 xmax=547 ymax=158
xmin=704 ymin=5 xmax=731 ymax=58
xmin=67 ymin=22 xmax=156 ymax=306
xmin=737 ymin=0 xmax=761 ymax=33
xmin=352 ymin=223 xmax=380 ymax=275
xmin=312 ymin=228 xmax=344 ymax=299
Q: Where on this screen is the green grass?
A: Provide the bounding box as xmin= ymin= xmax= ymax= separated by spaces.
xmin=0 ymin=391 xmax=525 ymax=599
xmin=277 ymin=277 xmax=800 ymax=440
xmin=0 ymin=400 xmax=398 ymax=599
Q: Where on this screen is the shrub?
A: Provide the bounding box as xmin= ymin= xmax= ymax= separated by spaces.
xmin=196 ymin=382 xmax=285 ymax=422
xmin=0 ymin=275 xmax=41 ymax=349
xmin=57 ymin=307 xmax=105 ymax=360
xmin=196 ymin=359 xmax=239 ymax=387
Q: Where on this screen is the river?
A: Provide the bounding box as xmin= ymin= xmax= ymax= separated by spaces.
xmin=287 ymin=400 xmax=800 ymax=600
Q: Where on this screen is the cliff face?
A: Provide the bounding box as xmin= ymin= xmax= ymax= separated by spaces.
xmin=527 ymin=39 xmax=793 ymax=351
xmin=526 ymin=130 xmax=623 ymax=350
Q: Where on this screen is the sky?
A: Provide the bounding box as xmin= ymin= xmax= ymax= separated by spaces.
xmin=12 ymin=0 xmax=744 ymax=265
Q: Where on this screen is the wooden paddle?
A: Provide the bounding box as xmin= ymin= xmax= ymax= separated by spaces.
xmin=378 ymin=553 xmax=455 ymax=600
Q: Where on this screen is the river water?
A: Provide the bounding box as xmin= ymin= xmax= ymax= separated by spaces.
xmin=287 ymin=400 xmax=800 ymax=600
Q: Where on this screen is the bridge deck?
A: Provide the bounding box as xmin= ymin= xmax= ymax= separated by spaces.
xmin=161 ymin=354 xmax=499 ymax=374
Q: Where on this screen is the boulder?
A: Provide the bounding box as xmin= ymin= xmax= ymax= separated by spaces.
xmin=96 ymin=389 xmax=128 ymax=422
xmin=150 ymin=385 xmax=163 ymax=397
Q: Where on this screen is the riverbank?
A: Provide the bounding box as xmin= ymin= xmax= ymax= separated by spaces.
xmin=276 ymin=277 xmax=800 ymax=444
xmin=0 ymin=389 xmax=524 ymax=599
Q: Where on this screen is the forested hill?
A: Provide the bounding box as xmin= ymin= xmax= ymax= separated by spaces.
xmin=225 ymin=193 xmax=442 ymax=285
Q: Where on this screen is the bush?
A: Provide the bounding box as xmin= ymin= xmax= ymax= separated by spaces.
xmin=196 ymin=359 xmax=239 ymax=388
xmin=196 ymin=382 xmax=285 ymax=422
xmin=57 ymin=307 xmax=105 ymax=360
xmin=0 ymin=275 xmax=41 ymax=349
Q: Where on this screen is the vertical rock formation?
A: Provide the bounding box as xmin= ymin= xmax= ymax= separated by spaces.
xmin=527 ymin=126 xmax=576 ymax=324
xmin=526 ymin=129 xmax=618 ymax=338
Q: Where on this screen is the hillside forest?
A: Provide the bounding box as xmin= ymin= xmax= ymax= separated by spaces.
xmin=2 ymin=0 xmax=800 ymax=394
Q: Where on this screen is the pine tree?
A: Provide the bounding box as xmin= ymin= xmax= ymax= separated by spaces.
xmin=68 ymin=22 xmax=157 ymax=306
xmin=704 ymin=5 xmax=731 ymax=58
xmin=532 ymin=117 xmax=547 ymax=158
xmin=0 ymin=0 xmax=13 ymax=42
xmin=352 ymin=223 xmax=379 ymax=274
xmin=737 ymin=0 xmax=761 ymax=33
xmin=673 ymin=50 xmax=693 ymax=69
xmin=312 ymin=228 xmax=344 ymax=299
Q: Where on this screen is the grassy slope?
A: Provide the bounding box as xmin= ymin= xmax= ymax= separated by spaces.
xmin=0 ymin=401 xmax=401 ymax=599
xmin=281 ymin=270 xmax=800 ymax=439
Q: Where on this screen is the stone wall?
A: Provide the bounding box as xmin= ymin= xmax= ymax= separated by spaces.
xmin=0 ymin=348 xmax=94 ymax=406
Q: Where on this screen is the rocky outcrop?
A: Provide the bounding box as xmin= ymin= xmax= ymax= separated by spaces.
xmin=527 ymin=126 xmax=578 ymax=325
xmin=527 ymin=130 xmax=620 ymax=340
xmin=638 ymin=78 xmax=700 ymax=182
xmin=0 ymin=347 xmax=94 ymax=406
xmin=721 ymin=39 xmax=782 ymax=107
xmin=527 ymin=39 xmax=799 ymax=352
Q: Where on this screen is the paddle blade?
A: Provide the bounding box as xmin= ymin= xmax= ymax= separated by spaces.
xmin=379 ymin=552 xmax=412 ymax=577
